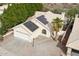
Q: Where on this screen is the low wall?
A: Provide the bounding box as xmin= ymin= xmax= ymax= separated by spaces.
xmin=3 ymin=31 xmax=13 ymax=39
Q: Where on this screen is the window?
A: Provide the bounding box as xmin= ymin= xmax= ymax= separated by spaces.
xmin=42 ymin=29 xmax=46 ymax=34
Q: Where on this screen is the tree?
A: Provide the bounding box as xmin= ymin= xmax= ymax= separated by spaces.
xmin=66 ymin=8 xmax=78 ymax=22
xmin=0 ymin=3 xmax=43 ymax=35
xmin=52 ymin=17 xmax=63 ymax=40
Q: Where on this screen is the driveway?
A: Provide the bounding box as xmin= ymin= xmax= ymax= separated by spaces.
xmin=0 ymin=33 xmax=64 ymax=56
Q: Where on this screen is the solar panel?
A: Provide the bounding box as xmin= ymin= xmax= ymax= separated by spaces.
xmin=37 ymin=15 xmax=48 ymax=25
xmin=23 ymin=21 xmax=38 ymax=32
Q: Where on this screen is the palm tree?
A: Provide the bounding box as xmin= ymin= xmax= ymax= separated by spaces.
xmin=52 ymin=17 xmax=63 ymax=40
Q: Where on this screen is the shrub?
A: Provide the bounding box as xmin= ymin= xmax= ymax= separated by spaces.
xmin=52 ymin=8 xmax=64 ymax=14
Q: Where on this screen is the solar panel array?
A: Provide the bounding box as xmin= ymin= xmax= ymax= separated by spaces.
xmin=37 ymin=15 xmax=48 ymax=25
xmin=23 ymin=21 xmax=38 ymax=32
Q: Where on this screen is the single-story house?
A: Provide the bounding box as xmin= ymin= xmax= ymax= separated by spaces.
xmin=13 ymin=15 xmax=50 ymax=43
xmin=66 ymin=15 xmax=79 ymax=56
xmin=11 ymin=11 xmax=65 ymax=43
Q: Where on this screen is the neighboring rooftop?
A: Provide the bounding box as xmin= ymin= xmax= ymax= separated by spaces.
xmin=66 ymin=15 xmax=79 ymax=50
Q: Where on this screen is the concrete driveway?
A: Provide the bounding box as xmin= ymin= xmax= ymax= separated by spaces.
xmin=0 ymin=33 xmax=64 ymax=56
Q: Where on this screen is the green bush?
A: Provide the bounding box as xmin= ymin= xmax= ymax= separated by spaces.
xmin=0 ymin=3 xmax=43 ymax=35
xmin=52 ymin=8 xmax=64 ymax=14
xmin=66 ymin=8 xmax=78 ymax=19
